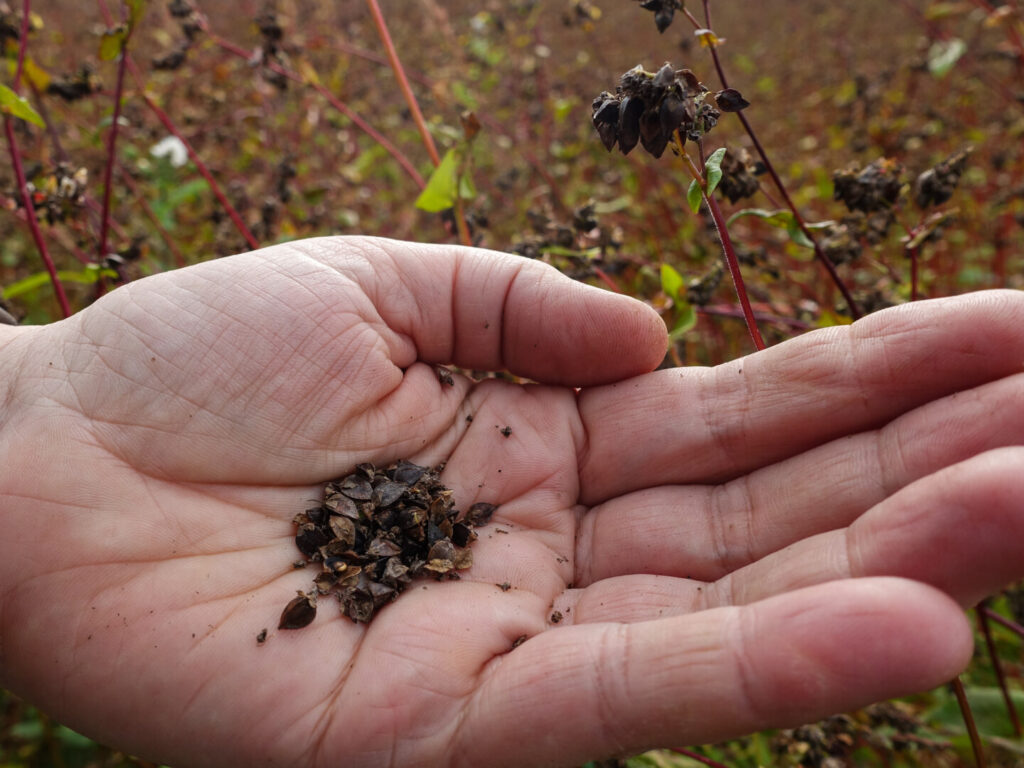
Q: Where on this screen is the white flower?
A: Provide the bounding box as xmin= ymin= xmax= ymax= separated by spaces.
xmin=150 ymin=135 xmax=189 ymax=168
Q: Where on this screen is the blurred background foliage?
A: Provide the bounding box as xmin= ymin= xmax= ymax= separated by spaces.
xmin=1 ymin=0 xmax=1023 ymax=765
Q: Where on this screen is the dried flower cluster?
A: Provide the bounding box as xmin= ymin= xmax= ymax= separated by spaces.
xmin=914 ymin=148 xmax=971 ymax=209
xmin=832 ymin=158 xmax=904 ymax=213
xmin=592 ymin=63 xmax=747 ymax=159
xmin=280 ymin=460 xmax=496 ymax=627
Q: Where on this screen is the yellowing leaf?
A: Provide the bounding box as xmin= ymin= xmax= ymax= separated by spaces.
xmin=99 ymin=25 xmax=128 ymax=61
xmin=694 ymin=28 xmax=724 ymax=48
xmin=0 ymin=84 xmax=44 ymax=127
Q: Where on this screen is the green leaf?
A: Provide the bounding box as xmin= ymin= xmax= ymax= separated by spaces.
xmin=99 ymin=25 xmax=128 ymax=61
xmin=669 ymin=300 xmax=697 ymax=340
xmin=686 ymin=179 xmax=703 ymax=213
xmin=2 ymin=266 xmax=118 ymax=300
xmin=660 ymin=263 xmax=684 ymax=301
xmin=415 ymin=149 xmax=474 ymax=213
xmin=705 ymin=147 xmax=727 ymax=196
xmin=727 ymin=207 xmax=833 ymax=249
xmin=927 ymin=38 xmax=966 ymax=78
xmin=0 ymin=84 xmax=44 ymax=127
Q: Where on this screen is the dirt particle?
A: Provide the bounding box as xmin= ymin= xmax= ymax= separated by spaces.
xmin=499 ymin=425 xmax=512 ymax=437
xmin=256 ymin=628 xmax=267 ymax=644
xmin=497 ymin=582 xmax=512 ymax=592
xmin=512 ymin=634 xmax=528 ymax=649
xmin=550 ymin=611 xmax=563 ymax=624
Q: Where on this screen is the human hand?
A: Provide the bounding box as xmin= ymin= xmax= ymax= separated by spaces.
xmin=1 ymin=237 xmax=1022 ymax=767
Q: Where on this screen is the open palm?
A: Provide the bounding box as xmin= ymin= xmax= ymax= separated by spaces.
xmin=2 ymin=237 xmax=1023 ymax=768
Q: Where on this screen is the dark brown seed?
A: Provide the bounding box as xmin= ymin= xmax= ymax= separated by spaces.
xmin=499 ymin=426 xmax=512 ymax=437
xmin=329 ymin=516 xmax=356 ymax=548
xmin=305 ymin=506 xmax=329 ymax=527
xmin=340 ymin=475 xmax=373 ymax=501
xmin=618 ymin=96 xmax=643 ymax=155
xmin=373 ymin=480 xmax=406 ymax=507
xmin=390 ymin=460 xmax=427 ymax=485
xmin=639 ymin=109 xmax=668 ymax=158
xmin=325 ymin=492 xmax=359 ymax=519
xmin=466 ymin=502 xmax=497 ymax=526
xmin=256 ymin=628 xmax=267 ymax=644
xmin=295 ymin=523 xmax=330 ymax=558
xmin=279 ymin=593 xmax=317 ymax=629
xmin=714 ymin=88 xmax=750 ymax=113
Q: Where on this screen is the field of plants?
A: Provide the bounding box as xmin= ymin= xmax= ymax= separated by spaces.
xmin=1 ymin=0 xmax=1023 ymax=766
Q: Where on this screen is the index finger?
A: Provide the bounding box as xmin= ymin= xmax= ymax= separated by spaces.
xmin=578 ymin=290 xmax=1024 ymax=504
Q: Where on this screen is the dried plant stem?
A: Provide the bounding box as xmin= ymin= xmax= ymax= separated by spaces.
xmin=680 ymin=148 xmax=766 ymax=351
xmin=952 ymin=676 xmax=987 ymax=768
xmin=692 ymin=0 xmax=862 ymax=319
xmin=365 ymin=0 xmax=472 ymax=246
xmin=3 ymin=0 xmax=71 ymax=317
xmin=976 ymin=602 xmax=1023 ymax=737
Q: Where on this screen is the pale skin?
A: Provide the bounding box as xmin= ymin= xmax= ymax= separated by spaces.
xmin=1 ymin=236 xmax=1023 ymax=768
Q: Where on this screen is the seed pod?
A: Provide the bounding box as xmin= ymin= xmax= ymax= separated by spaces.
xmin=618 ymin=96 xmax=643 ymax=155
xmin=714 ymin=88 xmax=750 ymax=113
xmin=639 ymin=109 xmax=669 ymax=158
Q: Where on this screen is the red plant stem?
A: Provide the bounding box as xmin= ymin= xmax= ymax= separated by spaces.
xmin=699 ymin=304 xmax=812 ymax=331
xmin=976 ymin=603 xmax=1023 ymax=737
xmin=365 ymin=0 xmax=440 ymax=167
xmin=4 ymin=120 xmax=72 ymax=318
xmin=96 ymin=0 xmax=259 ymax=251
xmin=3 ymin=0 xmax=72 ymax=318
xmin=952 ymin=676 xmax=987 ymax=768
xmin=982 ymin=605 xmax=1024 ymax=639
xmin=697 ymin=1 xmax=862 ymax=319
xmin=670 ymin=747 xmax=731 ymax=768
xmin=706 ymin=192 xmax=766 ymax=350
xmin=204 ymin=32 xmax=426 ymax=190
xmin=98 ymin=37 xmax=129 ymax=260
xmin=909 ymin=244 xmax=920 ymax=301
xmin=364 ymin=0 xmax=472 ymax=247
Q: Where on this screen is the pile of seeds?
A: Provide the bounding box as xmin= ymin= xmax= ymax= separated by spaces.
xmin=279 ymin=460 xmax=496 ymax=627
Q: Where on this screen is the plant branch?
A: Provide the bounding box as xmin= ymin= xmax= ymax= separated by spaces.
xmin=203 ymin=30 xmax=427 ymax=190
xmin=982 ymin=605 xmax=1024 ymax=639
xmin=680 ymin=143 xmax=766 ymax=351
xmin=976 ymin=603 xmax=1023 ymax=737
xmin=365 ymin=0 xmax=440 ymax=167
xmin=952 ymin=676 xmax=987 ymax=768
xmin=96 ymin=0 xmax=260 ymax=251
xmin=98 ymin=31 xmax=130 ymax=261
xmin=365 ymin=0 xmax=472 ymax=246
xmin=698 ymin=1 xmax=862 ymax=319
xmin=3 ymin=0 xmax=71 ymax=318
